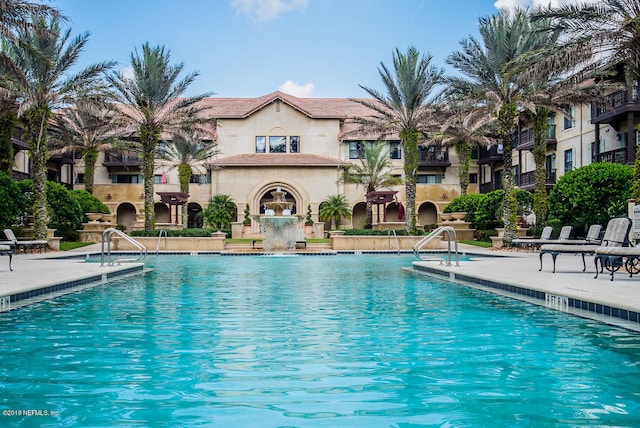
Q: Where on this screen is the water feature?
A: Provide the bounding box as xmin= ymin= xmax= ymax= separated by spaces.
xmin=1 ymin=255 xmax=639 ymax=426
xmin=256 ymin=187 xmax=303 ymax=252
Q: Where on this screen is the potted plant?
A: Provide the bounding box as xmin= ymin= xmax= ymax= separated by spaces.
xmin=304 ymin=205 xmax=314 ymax=235
xmin=242 ymin=203 xmax=252 ymax=234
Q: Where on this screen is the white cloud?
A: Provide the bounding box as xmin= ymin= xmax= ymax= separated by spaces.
xmin=278 ymin=80 xmax=315 ymax=97
xmin=231 ymin=0 xmax=308 ymax=23
xmin=494 ymin=0 xmax=582 ymax=12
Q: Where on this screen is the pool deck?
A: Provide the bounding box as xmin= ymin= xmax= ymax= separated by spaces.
xmin=0 ymin=244 xmax=639 ymax=331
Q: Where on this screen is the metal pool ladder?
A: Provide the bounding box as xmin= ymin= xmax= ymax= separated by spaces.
xmin=101 ymin=228 xmax=147 ymax=266
xmin=156 ymin=229 xmax=167 ymax=255
xmin=413 ymin=225 xmax=460 ymax=266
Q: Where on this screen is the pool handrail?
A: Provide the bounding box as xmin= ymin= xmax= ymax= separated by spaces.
xmin=413 ymin=225 xmax=460 ymax=266
xmin=388 ymin=230 xmax=400 ymax=254
xmin=156 ymin=229 xmax=167 ymax=255
xmin=101 ymin=228 xmax=147 ymax=266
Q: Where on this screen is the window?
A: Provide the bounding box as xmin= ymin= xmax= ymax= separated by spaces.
xmin=154 ymin=174 xmax=163 ymax=184
xmin=417 ymin=174 xmax=442 ymax=184
xmin=256 ymin=136 xmax=266 ymax=153
xmin=75 ymin=173 xmax=85 ymax=184
xmin=269 ymin=136 xmax=286 ymax=153
xmin=390 ymin=141 xmax=401 ymax=159
xmin=469 ymin=173 xmax=478 ymax=184
xmin=563 ymin=105 xmax=574 ymax=129
xmin=349 ymin=141 xmax=365 ymax=159
xmin=257 ymin=135 xmax=300 ymax=153
xmin=112 ymin=174 xmax=141 ymax=184
xmin=564 ymin=149 xmax=573 ymax=173
xmin=290 ymin=136 xmax=300 ymax=153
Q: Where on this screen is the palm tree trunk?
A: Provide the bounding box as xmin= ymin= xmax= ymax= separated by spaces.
xmin=401 ymin=129 xmax=419 ymax=234
xmin=27 ymin=106 xmax=51 ymax=240
xmin=83 ymin=149 xmax=98 ymax=194
xmin=179 ymin=163 xmax=191 ymax=227
xmin=140 ymin=126 xmax=160 ymax=231
xmin=532 ymin=111 xmax=549 ymax=223
xmin=498 ymin=104 xmax=519 ymax=245
xmin=454 ymin=141 xmax=471 ymax=196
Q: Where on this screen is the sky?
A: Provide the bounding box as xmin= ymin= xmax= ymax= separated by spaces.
xmin=51 ymin=0 xmax=578 ymax=99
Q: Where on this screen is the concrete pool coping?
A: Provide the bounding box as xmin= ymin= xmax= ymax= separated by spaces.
xmin=1 ymin=244 xmax=639 ymax=332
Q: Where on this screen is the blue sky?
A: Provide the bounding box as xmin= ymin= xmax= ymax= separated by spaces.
xmin=52 ymin=0 xmax=573 ymax=98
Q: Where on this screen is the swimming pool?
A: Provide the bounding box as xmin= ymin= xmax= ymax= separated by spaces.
xmin=1 ymin=254 xmax=639 ymax=426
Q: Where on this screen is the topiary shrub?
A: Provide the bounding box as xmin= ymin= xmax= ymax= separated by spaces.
xmin=548 ymin=162 xmax=633 ymax=235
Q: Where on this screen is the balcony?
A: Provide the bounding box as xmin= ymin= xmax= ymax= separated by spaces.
xmin=518 ymin=170 xmax=556 ymax=191
xmin=418 ymin=147 xmax=450 ymax=168
xmin=478 ymin=145 xmax=503 ymax=164
xmin=594 ymin=147 xmax=628 ymax=165
xmin=102 ymin=152 xmax=142 ymax=169
xmin=515 ymin=125 xmax=557 ymax=151
xmin=479 ymin=181 xmax=501 ymax=193
xmin=591 ymin=89 xmax=640 ymax=124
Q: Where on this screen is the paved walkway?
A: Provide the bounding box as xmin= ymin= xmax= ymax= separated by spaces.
xmin=0 ymin=244 xmax=639 ymax=331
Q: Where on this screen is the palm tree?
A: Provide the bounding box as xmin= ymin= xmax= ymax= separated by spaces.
xmin=352 ymin=46 xmax=444 ymax=234
xmin=531 ymin=0 xmax=640 ymax=198
xmin=341 ymin=141 xmax=402 ymax=228
xmin=446 ymin=10 xmax=548 ymax=245
xmin=106 ymin=43 xmax=212 ymax=231
xmin=436 ymin=102 xmax=496 ymax=196
xmin=156 ymin=126 xmax=218 ymax=226
xmin=202 ymin=194 xmax=236 ymax=230
xmin=319 ymin=194 xmax=352 ymax=230
xmin=0 ymin=16 xmax=114 ymax=239
xmin=0 ymin=1 xmax=62 ymax=76
xmin=52 ymin=101 xmax=123 ymax=194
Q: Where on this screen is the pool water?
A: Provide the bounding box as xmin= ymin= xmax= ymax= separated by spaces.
xmin=1 ymin=255 xmax=640 ymax=426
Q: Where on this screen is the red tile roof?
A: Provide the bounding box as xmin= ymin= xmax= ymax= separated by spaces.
xmin=208 ymin=153 xmax=348 ymax=167
xmin=201 ymin=91 xmax=375 ymax=120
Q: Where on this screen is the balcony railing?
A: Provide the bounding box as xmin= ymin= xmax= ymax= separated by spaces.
xmin=515 ymin=125 xmax=557 ymax=150
xmin=594 ymin=148 xmax=628 ymax=165
xmin=418 ymin=148 xmax=450 ymax=167
xmin=518 ymin=170 xmax=556 ymax=188
xmin=103 ymin=152 xmax=142 ymax=167
xmin=591 ymin=89 xmax=640 ymax=123
xmin=478 ymin=145 xmax=503 ymax=164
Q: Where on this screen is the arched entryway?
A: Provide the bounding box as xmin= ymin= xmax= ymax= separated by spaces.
xmin=417 ymin=201 xmax=438 ymax=227
xmin=385 ymin=202 xmax=404 ymax=222
xmin=154 ymin=202 xmax=170 ymax=223
xmin=258 ymin=186 xmax=298 ymax=215
xmin=116 ymin=202 xmax=136 ymax=232
xmin=352 ymin=202 xmax=367 ymax=229
xmin=187 ymin=202 xmax=203 ymax=228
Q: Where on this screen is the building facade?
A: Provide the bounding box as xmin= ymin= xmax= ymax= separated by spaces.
xmin=9 ymin=88 xmax=639 ymax=232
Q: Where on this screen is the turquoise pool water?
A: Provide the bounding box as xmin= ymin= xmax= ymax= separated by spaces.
xmin=1 ymin=254 xmax=640 ymax=426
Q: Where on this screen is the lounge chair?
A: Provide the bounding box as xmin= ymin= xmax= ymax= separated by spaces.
xmin=594 ymin=244 xmax=640 ymax=281
xmin=0 ymin=244 xmax=12 ymax=271
xmin=511 ymin=226 xmax=553 ymax=251
xmin=2 ymin=229 xmax=48 ymax=254
xmin=539 ymin=217 xmax=631 ymax=273
xmin=512 ymin=225 xmax=572 ymax=251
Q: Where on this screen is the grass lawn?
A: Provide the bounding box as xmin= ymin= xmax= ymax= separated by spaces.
xmin=60 ymin=241 xmax=96 ymax=251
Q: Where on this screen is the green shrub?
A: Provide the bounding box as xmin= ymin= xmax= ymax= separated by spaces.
xmin=17 ymin=180 xmax=83 ymax=241
xmin=0 ymin=171 xmax=29 ymax=229
xmin=474 ymin=189 xmax=533 ymax=231
xmin=130 ymin=228 xmax=223 ymax=237
xmin=343 ymin=228 xmax=408 ymax=236
xmin=443 ymin=193 xmax=485 ymax=227
xmin=73 ymin=190 xmax=110 ymax=221
xmin=548 ymin=162 xmax=632 ymax=235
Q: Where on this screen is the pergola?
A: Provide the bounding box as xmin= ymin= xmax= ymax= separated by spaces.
xmin=366 ymin=190 xmax=398 ymax=223
xmin=156 ymin=192 xmax=190 ymax=224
